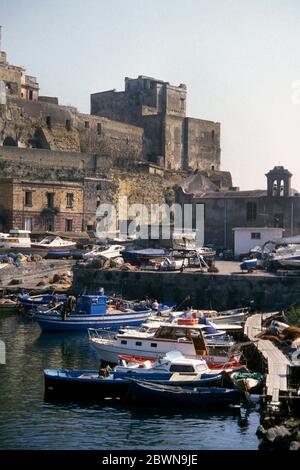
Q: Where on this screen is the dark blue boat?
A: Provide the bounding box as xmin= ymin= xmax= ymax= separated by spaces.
xmin=240 ymin=259 xmax=258 ymax=271
xmin=127 ymin=380 xmax=244 ymax=408
xmin=44 ymin=248 xmax=86 ymax=259
xmin=18 ymin=293 xmax=67 ymax=312
xmin=35 ymin=292 xmax=152 ymax=331
xmin=122 ymin=247 xmax=167 ymax=265
xmin=44 ymin=369 xmax=226 ymax=401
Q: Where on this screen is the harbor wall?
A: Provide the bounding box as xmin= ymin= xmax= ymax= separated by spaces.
xmin=72 ymin=267 xmax=300 ymax=310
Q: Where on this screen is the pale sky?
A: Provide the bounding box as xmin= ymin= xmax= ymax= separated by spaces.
xmin=1 ymin=0 xmax=300 ymax=190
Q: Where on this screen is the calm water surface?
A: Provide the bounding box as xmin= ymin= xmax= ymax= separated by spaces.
xmin=0 ymin=311 xmax=260 ymax=450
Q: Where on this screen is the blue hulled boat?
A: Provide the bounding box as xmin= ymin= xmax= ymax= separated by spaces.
xmin=44 ymin=368 xmax=225 ymax=400
xmin=127 ymin=380 xmax=244 ymax=408
xmin=18 ymin=293 xmax=67 ymax=312
xmin=240 ymin=259 xmax=258 ymax=271
xmin=34 ymin=291 xmax=152 ymax=331
xmin=122 ymin=247 xmax=167 ymax=265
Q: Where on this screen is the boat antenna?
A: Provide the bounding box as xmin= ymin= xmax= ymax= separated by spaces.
xmin=174 ymin=295 xmax=191 ymax=311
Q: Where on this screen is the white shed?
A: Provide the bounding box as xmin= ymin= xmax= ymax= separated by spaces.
xmin=233 ymin=227 xmax=285 ymax=259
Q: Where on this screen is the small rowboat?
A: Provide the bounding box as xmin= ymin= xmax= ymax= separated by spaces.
xmin=230 ymin=371 xmax=264 ymax=393
xmin=126 ymin=380 xmax=244 ymax=408
xmin=18 ymin=293 xmax=67 ymax=312
xmin=0 ymin=298 xmax=18 ymax=312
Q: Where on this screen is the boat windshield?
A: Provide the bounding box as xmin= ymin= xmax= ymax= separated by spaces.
xmin=10 ymin=232 xmax=30 ymax=238
xmin=154 ymin=326 xmax=190 ymax=340
xmin=169 ymin=364 xmax=196 ymax=372
xmin=195 ymin=363 xmax=209 ymax=372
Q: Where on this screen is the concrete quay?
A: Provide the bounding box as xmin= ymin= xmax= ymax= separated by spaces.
xmin=72 ymin=261 xmax=300 ymax=311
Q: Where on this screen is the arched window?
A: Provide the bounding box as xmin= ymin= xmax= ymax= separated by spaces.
xmin=272 ymin=180 xmax=278 ymax=196
xmin=280 ymin=179 xmax=285 ymax=196
xmin=3 ymin=136 xmax=17 ymax=147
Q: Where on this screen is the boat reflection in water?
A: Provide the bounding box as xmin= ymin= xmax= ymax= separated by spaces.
xmin=0 ymin=311 xmax=260 ymax=450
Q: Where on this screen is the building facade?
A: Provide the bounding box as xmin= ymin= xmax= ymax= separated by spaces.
xmin=233 ymin=227 xmax=285 ymax=258
xmin=0 ymin=178 xmax=84 ymax=233
xmin=176 ymin=166 xmax=300 ymax=251
xmin=0 ymin=46 xmax=39 ymax=103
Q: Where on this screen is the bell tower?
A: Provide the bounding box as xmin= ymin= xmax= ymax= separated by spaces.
xmin=266 ymin=166 xmax=292 ymax=197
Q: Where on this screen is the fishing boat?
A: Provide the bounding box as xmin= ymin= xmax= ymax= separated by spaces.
xmin=18 ymin=293 xmax=68 ymax=312
xmin=44 ymin=350 xmax=234 ymax=401
xmin=44 ymin=369 xmax=129 ymax=399
xmin=31 ymin=235 xmax=76 ymax=250
xmin=212 ymin=307 xmax=250 ymax=325
xmin=173 ymin=314 xmax=243 ymax=335
xmin=183 ymin=308 xmax=249 ymax=325
xmin=43 ymin=366 xmax=225 ymax=401
xmin=88 ymin=323 xmax=241 ymax=366
xmin=126 ymin=380 xmax=244 ymax=408
xmin=0 ymin=229 xmax=31 ymax=249
xmin=34 ymin=291 xmax=152 ymax=331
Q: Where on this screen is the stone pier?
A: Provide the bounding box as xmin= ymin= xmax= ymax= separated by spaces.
xmin=72 ymin=263 xmax=300 ymax=310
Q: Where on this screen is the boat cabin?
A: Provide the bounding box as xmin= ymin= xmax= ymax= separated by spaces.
xmin=116 ymin=351 xmax=209 ymax=374
xmin=0 ymin=229 xmax=31 ymax=247
xmin=75 ymin=294 xmax=107 ymax=315
xmin=9 ymin=229 xmax=31 ymax=237
xmin=153 ymin=324 xmax=208 ymax=355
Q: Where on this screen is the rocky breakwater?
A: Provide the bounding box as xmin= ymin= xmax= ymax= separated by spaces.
xmin=257 ymin=417 xmax=300 ymax=450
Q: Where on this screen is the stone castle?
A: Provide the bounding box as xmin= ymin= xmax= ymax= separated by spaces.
xmin=91 ymin=76 xmax=221 ymax=172
xmin=0 ymin=48 xmax=221 ymax=173
xmin=1 ymin=36 xmax=298 ymax=252
xmin=0 ymin=36 xmax=229 ymax=234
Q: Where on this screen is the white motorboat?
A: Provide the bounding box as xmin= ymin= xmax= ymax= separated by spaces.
xmin=113 ymin=350 xmax=231 ymax=379
xmin=83 ymin=244 xmax=125 ymax=260
xmin=179 ymin=308 xmax=249 ymax=326
xmin=88 ymin=323 xmax=239 ymax=366
xmin=121 ymin=316 xmax=242 ymax=338
xmin=277 ymin=258 xmax=300 ymax=269
xmin=0 ymin=230 xmax=31 ymax=249
xmin=31 ymin=236 xmax=76 ymax=250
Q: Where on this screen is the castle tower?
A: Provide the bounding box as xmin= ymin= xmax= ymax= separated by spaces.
xmin=266 ymin=166 xmax=292 ymax=197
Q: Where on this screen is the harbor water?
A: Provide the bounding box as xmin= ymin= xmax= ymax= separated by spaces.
xmin=0 ymin=311 xmax=260 ymax=450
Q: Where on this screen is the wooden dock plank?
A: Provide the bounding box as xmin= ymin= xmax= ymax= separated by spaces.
xmin=244 ymin=313 xmax=291 ymax=400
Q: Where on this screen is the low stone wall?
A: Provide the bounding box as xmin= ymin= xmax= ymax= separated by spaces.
xmin=0 ymin=260 xmax=74 ymax=288
xmin=72 ymin=267 xmax=300 ymax=310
